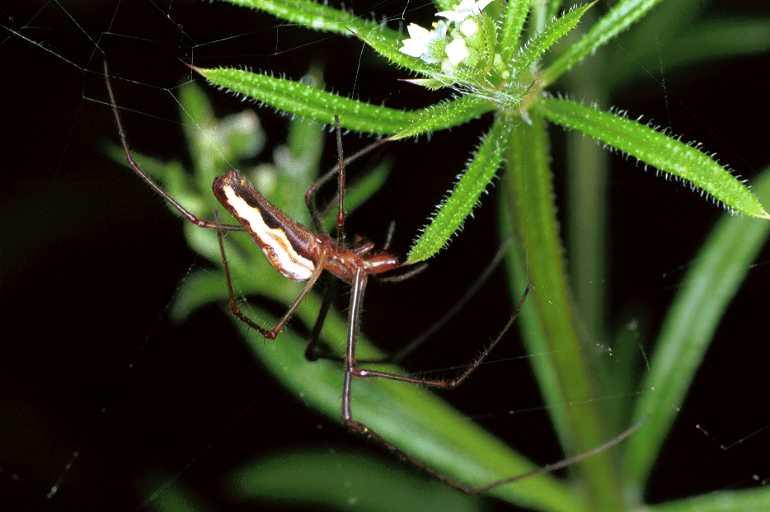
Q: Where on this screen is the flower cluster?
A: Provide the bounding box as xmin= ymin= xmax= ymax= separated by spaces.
xmin=399 ymin=0 xmax=494 ymax=74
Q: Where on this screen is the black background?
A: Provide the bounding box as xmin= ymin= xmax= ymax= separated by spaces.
xmin=1 ymin=1 xmax=770 ymax=510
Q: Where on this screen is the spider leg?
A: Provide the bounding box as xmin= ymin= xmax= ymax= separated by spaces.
xmin=215 ymin=219 xmax=324 ymax=339
xmin=340 ymin=268 xmax=477 ymax=493
xmin=361 ymin=239 xmax=513 ymax=367
xmin=303 ymin=274 xmax=389 ymax=365
xmin=333 ymin=116 xmax=346 ymax=247
xmin=104 ymin=59 xmax=242 ymax=232
xmin=382 ymin=220 xmax=396 ymax=251
xmin=304 ymin=274 xmax=337 ymax=361
xmin=374 ymin=262 xmax=429 ymax=284
xmin=390 ymin=239 xmax=513 ymax=362
xmin=351 ymin=283 xmax=530 ymax=389
xmin=304 ymin=137 xmax=389 ymax=233
xmin=341 ymin=270 xmax=640 ymax=493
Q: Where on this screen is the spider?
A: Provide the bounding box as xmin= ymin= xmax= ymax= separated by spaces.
xmin=103 ymin=60 xmax=637 ymax=494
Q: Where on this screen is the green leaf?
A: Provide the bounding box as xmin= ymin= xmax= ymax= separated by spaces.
xmin=606 ymin=313 xmax=646 ymax=433
xmin=198 ymin=67 xmax=491 ymax=136
xmin=229 ymin=307 xmax=578 ymax=511
xmin=179 ymin=81 xmax=265 ymax=198
xmin=499 ymin=0 xmax=530 ymax=67
xmin=198 ymin=67 xmax=412 ymax=134
xmin=406 ymin=116 xmax=510 ymax=264
xmin=537 ymin=97 xmax=770 ymax=219
xmin=171 ymin=270 xmax=230 ymax=322
xmin=229 ymin=450 xmax=482 ymax=512
xmin=623 ymin=165 xmax=770 ymax=493
xmin=271 ymin=66 xmax=326 ymax=222
xmin=499 ymin=113 xmax=626 ymax=511
xmin=219 ymin=110 xmax=265 ymax=160
xmin=649 ymin=486 xmax=770 ymax=512
xmin=389 ymin=96 xmax=494 ymax=140
xmin=221 ymin=0 xmax=384 ymax=38
xmin=179 ymin=81 xmax=219 ymax=188
xmin=609 ymin=18 xmax=770 ymax=88
xmin=542 ymin=0 xmax=665 ymax=86
xmin=510 ymin=2 xmax=595 ymax=81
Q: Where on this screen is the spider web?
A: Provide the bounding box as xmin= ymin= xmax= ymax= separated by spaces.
xmin=1 ymin=0 xmax=769 ymax=510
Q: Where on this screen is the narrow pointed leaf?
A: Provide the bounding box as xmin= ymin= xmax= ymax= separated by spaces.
xmin=229 ymin=451 xmax=482 ymax=512
xmin=510 ymin=2 xmax=594 ymax=80
xmin=537 ymin=98 xmax=770 ymax=219
xmin=499 ymin=0 xmax=530 ymax=67
xmin=390 ymin=95 xmax=494 ymax=140
xmin=649 ymin=485 xmax=770 ymax=512
xmin=222 ymin=0 xmax=385 ymax=38
xmin=198 ymin=67 xmax=492 ymax=136
xmin=542 ymin=0 xmax=665 ymax=86
xmin=198 ymin=67 xmax=412 ymax=134
xmin=624 ymin=166 xmax=770 ymax=491
xmin=406 ymin=116 xmax=510 ymax=264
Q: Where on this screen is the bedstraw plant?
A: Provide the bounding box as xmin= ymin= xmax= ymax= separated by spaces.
xmin=127 ymin=1 xmax=770 ymax=511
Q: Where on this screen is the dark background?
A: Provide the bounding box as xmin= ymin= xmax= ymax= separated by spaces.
xmin=1 ymin=1 xmax=770 ymax=510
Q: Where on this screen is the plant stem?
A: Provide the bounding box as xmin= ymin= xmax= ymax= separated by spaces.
xmin=500 ymin=113 xmax=624 ymax=511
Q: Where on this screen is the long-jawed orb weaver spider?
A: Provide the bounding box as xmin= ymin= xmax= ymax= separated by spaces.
xmin=103 ymin=59 xmax=638 ymax=494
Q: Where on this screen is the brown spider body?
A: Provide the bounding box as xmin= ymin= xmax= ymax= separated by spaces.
xmin=213 ymin=169 xmax=400 ymax=284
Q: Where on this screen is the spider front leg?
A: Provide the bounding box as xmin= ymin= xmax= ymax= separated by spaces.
xmin=304 ymin=274 xmax=337 ymax=361
xmin=215 ymin=221 xmax=324 ymax=340
xmin=103 ymin=60 xmax=243 ymax=233
xmin=304 ymin=137 xmax=389 ymax=233
xmin=340 ymin=268 xmax=479 ymax=493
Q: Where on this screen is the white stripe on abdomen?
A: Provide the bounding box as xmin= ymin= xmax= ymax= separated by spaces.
xmin=222 ymin=186 xmax=315 ymax=281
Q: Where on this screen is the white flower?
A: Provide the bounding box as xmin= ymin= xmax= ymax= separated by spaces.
xmin=399 ymin=21 xmax=448 ymax=64
xmin=459 ymin=18 xmax=478 ymax=37
xmin=445 ymin=37 xmax=470 ymax=67
xmin=399 ymin=0 xmax=493 ymax=75
xmin=436 ymin=0 xmax=494 ymax=24
xmin=400 ymin=23 xmax=432 ymax=58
